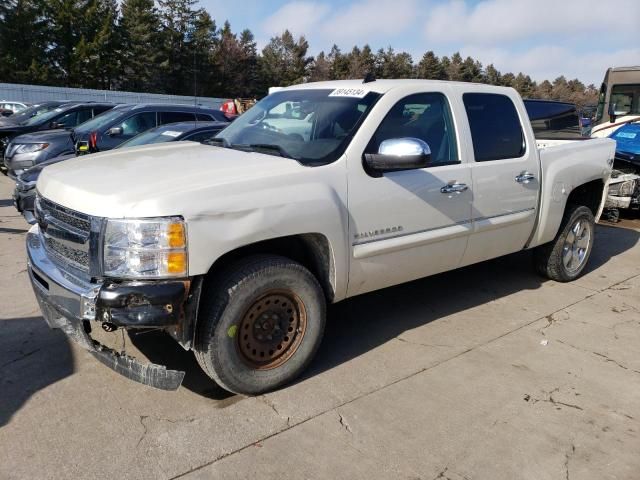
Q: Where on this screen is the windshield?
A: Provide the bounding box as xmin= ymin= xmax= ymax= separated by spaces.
xmin=117 ymin=126 xmax=189 ymax=148
xmin=213 ymin=89 xmax=380 ymax=165
xmin=11 ymin=103 xmax=60 ymax=123
xmin=610 ymin=84 xmax=640 ymax=116
xmin=22 ymin=106 xmax=69 ymax=126
xmin=75 ymin=107 xmax=131 ymax=135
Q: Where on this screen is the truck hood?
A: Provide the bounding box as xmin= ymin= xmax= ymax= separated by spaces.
xmin=37 ymin=142 xmax=308 ymax=218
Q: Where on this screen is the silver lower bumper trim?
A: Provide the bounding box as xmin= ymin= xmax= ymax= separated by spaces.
xmin=27 ymin=224 xmax=100 ymax=323
xmin=26 ymin=224 xmax=185 ymax=390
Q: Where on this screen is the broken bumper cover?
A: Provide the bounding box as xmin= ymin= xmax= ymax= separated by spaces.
xmin=605 ymin=194 xmax=633 ymax=209
xmin=26 ymin=226 xmax=185 ymax=390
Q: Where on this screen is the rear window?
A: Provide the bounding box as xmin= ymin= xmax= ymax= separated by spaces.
xmin=159 ymin=111 xmax=196 ymax=124
xmin=524 ymin=100 xmax=581 ymax=139
xmin=463 ymin=93 xmax=525 ymax=162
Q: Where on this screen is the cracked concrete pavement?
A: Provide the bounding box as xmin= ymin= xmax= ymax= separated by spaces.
xmin=1 ymin=174 xmax=640 ymax=479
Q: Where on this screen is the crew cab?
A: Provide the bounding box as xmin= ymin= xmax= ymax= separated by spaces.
xmin=27 ymin=80 xmax=615 ymax=394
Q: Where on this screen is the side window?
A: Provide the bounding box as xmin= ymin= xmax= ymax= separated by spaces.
xmin=463 ymin=93 xmax=525 ymax=162
xmin=55 ymin=111 xmax=78 ymax=127
xmin=119 ymin=112 xmax=157 ymax=137
xmin=196 ymin=113 xmax=215 ymax=121
xmin=183 ymin=130 xmax=215 ymax=142
xmin=159 ymin=111 xmax=196 ymax=124
xmin=93 ymin=106 xmax=112 ymax=116
xmin=367 ymin=92 xmax=458 ymax=165
xmin=77 ymin=108 xmax=93 ymax=124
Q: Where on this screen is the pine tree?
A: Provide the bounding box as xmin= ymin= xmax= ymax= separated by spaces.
xmin=446 ymin=52 xmax=463 ymax=81
xmin=46 ymin=0 xmax=101 ymax=86
xmin=0 ymin=0 xmax=50 ymax=84
xmin=309 ymin=51 xmax=331 ymax=82
xmin=211 ymin=21 xmax=243 ymax=97
xmin=535 ymin=80 xmax=553 ymax=99
xmin=376 ymin=47 xmax=413 ymax=78
xmin=74 ymin=0 xmax=121 ymax=89
xmin=328 ymin=45 xmax=349 ymax=80
xmin=259 ymin=30 xmax=312 ymax=90
xmin=512 ymin=73 xmax=535 ymax=98
xmin=485 ymin=64 xmax=502 ymax=86
xmin=347 ymin=45 xmax=376 ymax=79
xmin=461 ymin=56 xmax=483 ymax=83
xmin=238 ymin=29 xmax=259 ymax=96
xmin=158 ymin=0 xmax=201 ymax=95
xmin=416 ymin=51 xmax=446 ymax=80
xmin=501 ymin=72 xmax=516 ymax=88
xmin=119 ymin=0 xmax=163 ymax=92
xmin=190 ymin=10 xmax=216 ymax=97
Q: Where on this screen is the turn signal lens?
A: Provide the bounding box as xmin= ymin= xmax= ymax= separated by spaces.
xmin=167 ymin=222 xmax=186 ymax=248
xmin=167 ymin=252 xmax=187 ymax=274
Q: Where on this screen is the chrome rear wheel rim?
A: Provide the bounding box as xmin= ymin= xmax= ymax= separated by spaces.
xmin=562 ymin=218 xmax=591 ymax=273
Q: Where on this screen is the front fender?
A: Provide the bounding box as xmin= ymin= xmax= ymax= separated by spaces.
xmin=184 ymin=166 xmax=350 ymax=301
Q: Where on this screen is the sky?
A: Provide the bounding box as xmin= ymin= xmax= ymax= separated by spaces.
xmin=198 ymin=0 xmax=639 ymax=86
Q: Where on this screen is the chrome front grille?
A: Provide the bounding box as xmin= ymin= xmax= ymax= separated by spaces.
xmin=36 ymin=195 xmax=94 ymax=274
xmin=44 ymin=235 xmax=90 ymax=268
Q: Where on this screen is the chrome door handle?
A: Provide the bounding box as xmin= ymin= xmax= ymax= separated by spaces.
xmin=440 ymin=183 xmax=468 ymax=194
xmin=515 ymin=172 xmax=535 ymax=184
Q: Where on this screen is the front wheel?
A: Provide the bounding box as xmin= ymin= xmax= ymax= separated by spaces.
xmin=534 ymin=205 xmax=595 ymax=282
xmin=194 ymin=255 xmax=326 ymax=395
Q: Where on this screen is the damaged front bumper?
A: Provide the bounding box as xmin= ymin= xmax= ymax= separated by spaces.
xmin=26 ymin=226 xmax=187 ymax=390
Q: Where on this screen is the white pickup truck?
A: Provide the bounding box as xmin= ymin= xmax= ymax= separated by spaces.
xmin=27 ymin=80 xmax=615 ymax=394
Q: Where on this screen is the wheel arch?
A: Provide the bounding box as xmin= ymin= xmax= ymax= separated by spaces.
xmin=528 ymin=178 xmax=606 ymax=249
xmin=203 ymin=233 xmax=337 ymax=303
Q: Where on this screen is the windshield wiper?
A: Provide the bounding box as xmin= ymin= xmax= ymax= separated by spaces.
xmin=204 ymin=137 xmax=230 ymax=148
xmin=231 ymin=143 xmax=293 ymax=159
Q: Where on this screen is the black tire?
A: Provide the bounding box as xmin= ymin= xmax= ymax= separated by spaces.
xmin=194 ymin=255 xmax=326 ymax=395
xmin=534 ymin=205 xmax=595 ymax=282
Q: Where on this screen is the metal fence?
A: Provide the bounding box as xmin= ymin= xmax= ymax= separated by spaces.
xmin=0 ymin=82 xmax=225 ymax=108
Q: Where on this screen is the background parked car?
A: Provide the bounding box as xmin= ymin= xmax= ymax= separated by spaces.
xmin=602 ymin=121 xmax=640 ymax=222
xmin=0 ymin=102 xmax=115 ymax=173
xmin=0 ymin=101 xmax=70 ymax=126
xmin=13 ymin=120 xmax=229 ymax=223
xmin=523 ymin=99 xmax=583 ymax=140
xmin=0 ymin=100 xmax=29 ymax=114
xmin=72 ymin=103 xmax=229 ymax=155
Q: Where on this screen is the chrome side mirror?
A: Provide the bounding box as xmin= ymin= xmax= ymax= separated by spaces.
xmin=364 ymin=138 xmax=432 ymax=173
xmin=107 ymin=126 xmax=123 ymax=136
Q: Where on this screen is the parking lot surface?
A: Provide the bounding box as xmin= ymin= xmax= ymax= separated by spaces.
xmin=1 ymin=174 xmax=639 ymax=480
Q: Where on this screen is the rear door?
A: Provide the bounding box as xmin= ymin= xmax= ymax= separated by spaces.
xmin=460 ymin=92 xmax=540 ymax=266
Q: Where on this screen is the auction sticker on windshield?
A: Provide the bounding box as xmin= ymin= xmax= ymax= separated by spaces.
xmin=329 ymin=88 xmax=368 ymax=98
xmin=161 ymin=131 xmax=182 ymax=138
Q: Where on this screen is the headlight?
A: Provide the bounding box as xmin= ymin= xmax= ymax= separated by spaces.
xmin=15 ymin=143 xmax=49 ymax=154
xmin=609 ymin=179 xmax=636 ymax=197
xmin=103 ymin=217 xmax=187 ymax=278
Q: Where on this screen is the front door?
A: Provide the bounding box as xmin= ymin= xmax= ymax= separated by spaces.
xmin=346 ymin=90 xmax=473 ymax=297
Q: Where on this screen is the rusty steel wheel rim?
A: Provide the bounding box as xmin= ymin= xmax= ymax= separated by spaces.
xmin=237 ymin=289 xmax=308 ymax=370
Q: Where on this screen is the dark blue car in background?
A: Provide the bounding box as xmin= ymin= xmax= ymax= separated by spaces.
xmin=610 ymin=122 xmax=640 ymax=166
